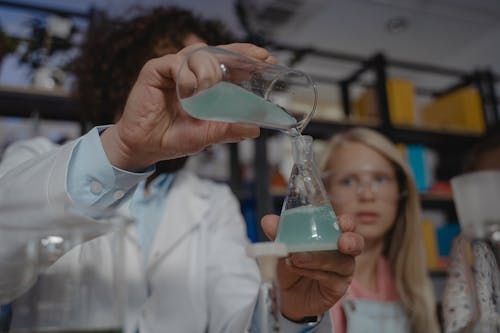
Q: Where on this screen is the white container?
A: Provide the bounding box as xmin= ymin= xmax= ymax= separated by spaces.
xmin=451 ymin=171 xmax=500 ymax=239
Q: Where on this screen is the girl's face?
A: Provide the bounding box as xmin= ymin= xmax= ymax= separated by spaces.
xmin=325 ymin=141 xmax=400 ymax=243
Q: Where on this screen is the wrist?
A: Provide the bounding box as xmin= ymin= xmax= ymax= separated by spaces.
xmin=100 ymin=125 xmax=154 ymax=172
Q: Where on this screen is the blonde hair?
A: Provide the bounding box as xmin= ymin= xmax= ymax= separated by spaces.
xmin=320 ymin=127 xmax=440 ymax=333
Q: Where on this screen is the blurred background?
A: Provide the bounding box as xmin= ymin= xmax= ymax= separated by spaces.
xmin=1 ymin=0 xmax=499 ymax=310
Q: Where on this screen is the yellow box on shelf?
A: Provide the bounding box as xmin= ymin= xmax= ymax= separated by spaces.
xmin=352 ymin=87 xmax=377 ymax=122
xmin=387 ymin=79 xmax=415 ymax=125
xmin=351 ymin=78 xmax=415 ymax=126
xmin=421 ymin=87 xmax=485 ymax=133
xmin=421 ymin=218 xmax=440 ymax=271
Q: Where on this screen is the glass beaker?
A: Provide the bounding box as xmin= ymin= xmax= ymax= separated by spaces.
xmin=451 ymin=171 xmax=500 ymax=240
xmin=0 ymin=202 xmax=131 ymax=333
xmin=176 ymin=46 xmax=317 ymax=135
xmin=276 ymin=135 xmax=342 ymax=252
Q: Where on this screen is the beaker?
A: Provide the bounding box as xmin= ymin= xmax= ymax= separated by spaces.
xmin=0 ymin=202 xmax=131 ymax=333
xmin=176 ymin=46 xmax=317 ymax=135
xmin=276 ymin=135 xmax=342 ymax=252
xmin=451 ymin=170 xmax=500 ymax=240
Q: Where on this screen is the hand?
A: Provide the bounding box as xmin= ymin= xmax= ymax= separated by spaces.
xmin=260 ymin=214 xmax=364 ymax=321
xmin=101 ymin=43 xmax=274 ymax=171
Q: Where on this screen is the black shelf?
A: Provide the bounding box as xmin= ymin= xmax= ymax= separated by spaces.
xmin=303 ymin=119 xmax=377 ymax=139
xmin=420 ymin=193 xmax=454 ymax=209
xmin=420 ymin=193 xmax=458 ymax=222
xmin=303 ymin=119 xmax=484 ymax=150
xmin=0 ymin=0 xmax=93 ymax=129
xmin=430 ymin=270 xmax=448 ymax=278
xmin=0 ymin=87 xmax=81 ymax=123
xmin=388 ymin=126 xmax=483 ymax=150
xmin=0 ymin=0 xmax=91 ymax=19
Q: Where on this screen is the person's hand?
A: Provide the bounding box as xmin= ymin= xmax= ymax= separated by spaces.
xmin=260 ymin=214 xmax=363 ymax=321
xmin=101 ymin=43 xmax=274 ymax=171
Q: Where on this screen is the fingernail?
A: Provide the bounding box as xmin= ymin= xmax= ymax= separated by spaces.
xmin=285 ymin=257 xmax=292 ymax=266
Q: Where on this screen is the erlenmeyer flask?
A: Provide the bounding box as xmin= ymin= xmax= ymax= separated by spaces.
xmin=276 ymin=135 xmax=341 ymax=253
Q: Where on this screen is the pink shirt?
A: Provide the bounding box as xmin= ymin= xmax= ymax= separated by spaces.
xmin=330 ymin=256 xmax=399 ymax=333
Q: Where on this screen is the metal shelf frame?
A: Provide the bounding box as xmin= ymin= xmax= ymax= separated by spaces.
xmin=245 ymin=41 xmax=500 ymax=235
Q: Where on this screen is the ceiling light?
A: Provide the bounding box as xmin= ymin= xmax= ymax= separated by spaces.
xmin=385 ymin=16 xmax=409 ymax=34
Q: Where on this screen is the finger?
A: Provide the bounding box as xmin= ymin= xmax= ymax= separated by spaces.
xmin=265 ymin=55 xmax=277 ymax=65
xmin=143 ymin=42 xmax=207 ymax=90
xmin=175 ymin=56 xmax=199 ymax=99
xmin=176 ymin=42 xmax=208 ymax=56
xmin=186 ymin=48 xmax=222 ymax=91
xmin=284 ymin=265 xmax=353 ymax=289
xmin=205 ymin=122 xmax=260 ymax=144
xmin=338 ymin=214 xmax=355 ymax=232
xmin=260 ymin=214 xmax=280 ymax=240
xmin=337 ymin=232 xmax=364 ymax=256
xmin=223 ymin=124 xmax=260 ymax=141
xmin=288 ymin=251 xmax=355 ymax=277
xmin=276 ymin=257 xmax=301 ymax=288
xmin=218 ymin=43 xmax=270 ymax=61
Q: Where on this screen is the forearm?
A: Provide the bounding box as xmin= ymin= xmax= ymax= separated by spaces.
xmin=0 ymin=140 xmax=74 ymax=302
xmin=0 ymin=127 xmax=152 ymax=301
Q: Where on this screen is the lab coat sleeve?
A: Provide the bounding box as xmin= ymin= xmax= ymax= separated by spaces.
xmin=65 ymin=126 xmax=153 ymax=208
xmin=0 ymin=126 xmax=152 ymax=210
xmin=204 ymin=184 xmax=260 ymax=333
xmin=0 ymin=136 xmax=78 ymax=302
xmin=0 ymin=135 xmax=75 ymax=209
xmin=0 ymin=126 xmax=151 ymax=302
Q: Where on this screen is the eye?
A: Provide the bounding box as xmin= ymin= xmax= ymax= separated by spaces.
xmin=338 ymin=176 xmax=357 ymax=187
xmin=374 ymin=174 xmax=392 ymax=184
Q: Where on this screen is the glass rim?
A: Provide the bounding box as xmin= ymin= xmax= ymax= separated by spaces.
xmin=266 ymin=67 xmax=318 ymax=134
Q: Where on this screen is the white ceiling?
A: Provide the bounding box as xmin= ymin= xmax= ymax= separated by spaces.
xmin=268 ymin=0 xmax=500 ymax=73
xmin=1 ymin=0 xmax=499 ymax=92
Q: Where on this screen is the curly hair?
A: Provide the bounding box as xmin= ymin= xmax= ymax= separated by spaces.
xmin=71 ymin=6 xmax=235 ymax=126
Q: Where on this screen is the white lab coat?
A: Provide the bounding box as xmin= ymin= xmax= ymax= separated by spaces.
xmin=0 ymin=137 xmax=260 ymax=332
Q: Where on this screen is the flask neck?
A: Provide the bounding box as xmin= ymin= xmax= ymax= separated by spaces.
xmin=292 ymin=135 xmax=313 ymax=165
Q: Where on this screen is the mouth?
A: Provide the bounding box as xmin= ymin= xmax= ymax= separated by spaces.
xmin=355 ymin=211 xmax=379 ymax=224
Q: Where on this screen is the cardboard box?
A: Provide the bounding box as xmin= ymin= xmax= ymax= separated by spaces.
xmin=421 ymin=87 xmax=485 ymax=133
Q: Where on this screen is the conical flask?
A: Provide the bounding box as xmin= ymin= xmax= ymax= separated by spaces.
xmin=276 ymin=135 xmax=342 ymax=253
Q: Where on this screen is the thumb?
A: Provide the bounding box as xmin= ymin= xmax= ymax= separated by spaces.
xmin=261 ymin=214 xmax=280 ymax=240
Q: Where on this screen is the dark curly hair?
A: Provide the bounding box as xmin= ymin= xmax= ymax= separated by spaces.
xmin=71 ymin=6 xmax=235 ymax=126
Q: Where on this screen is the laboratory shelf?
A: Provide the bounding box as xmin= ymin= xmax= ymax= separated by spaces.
xmin=0 ymin=86 xmax=80 ymax=122
xmin=303 ymin=119 xmax=484 ymax=150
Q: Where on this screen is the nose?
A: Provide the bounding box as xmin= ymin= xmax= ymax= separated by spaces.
xmin=356 ymin=180 xmax=377 ymax=200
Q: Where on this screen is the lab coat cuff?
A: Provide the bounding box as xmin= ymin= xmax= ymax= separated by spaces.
xmin=67 ymin=126 xmax=153 ymax=206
